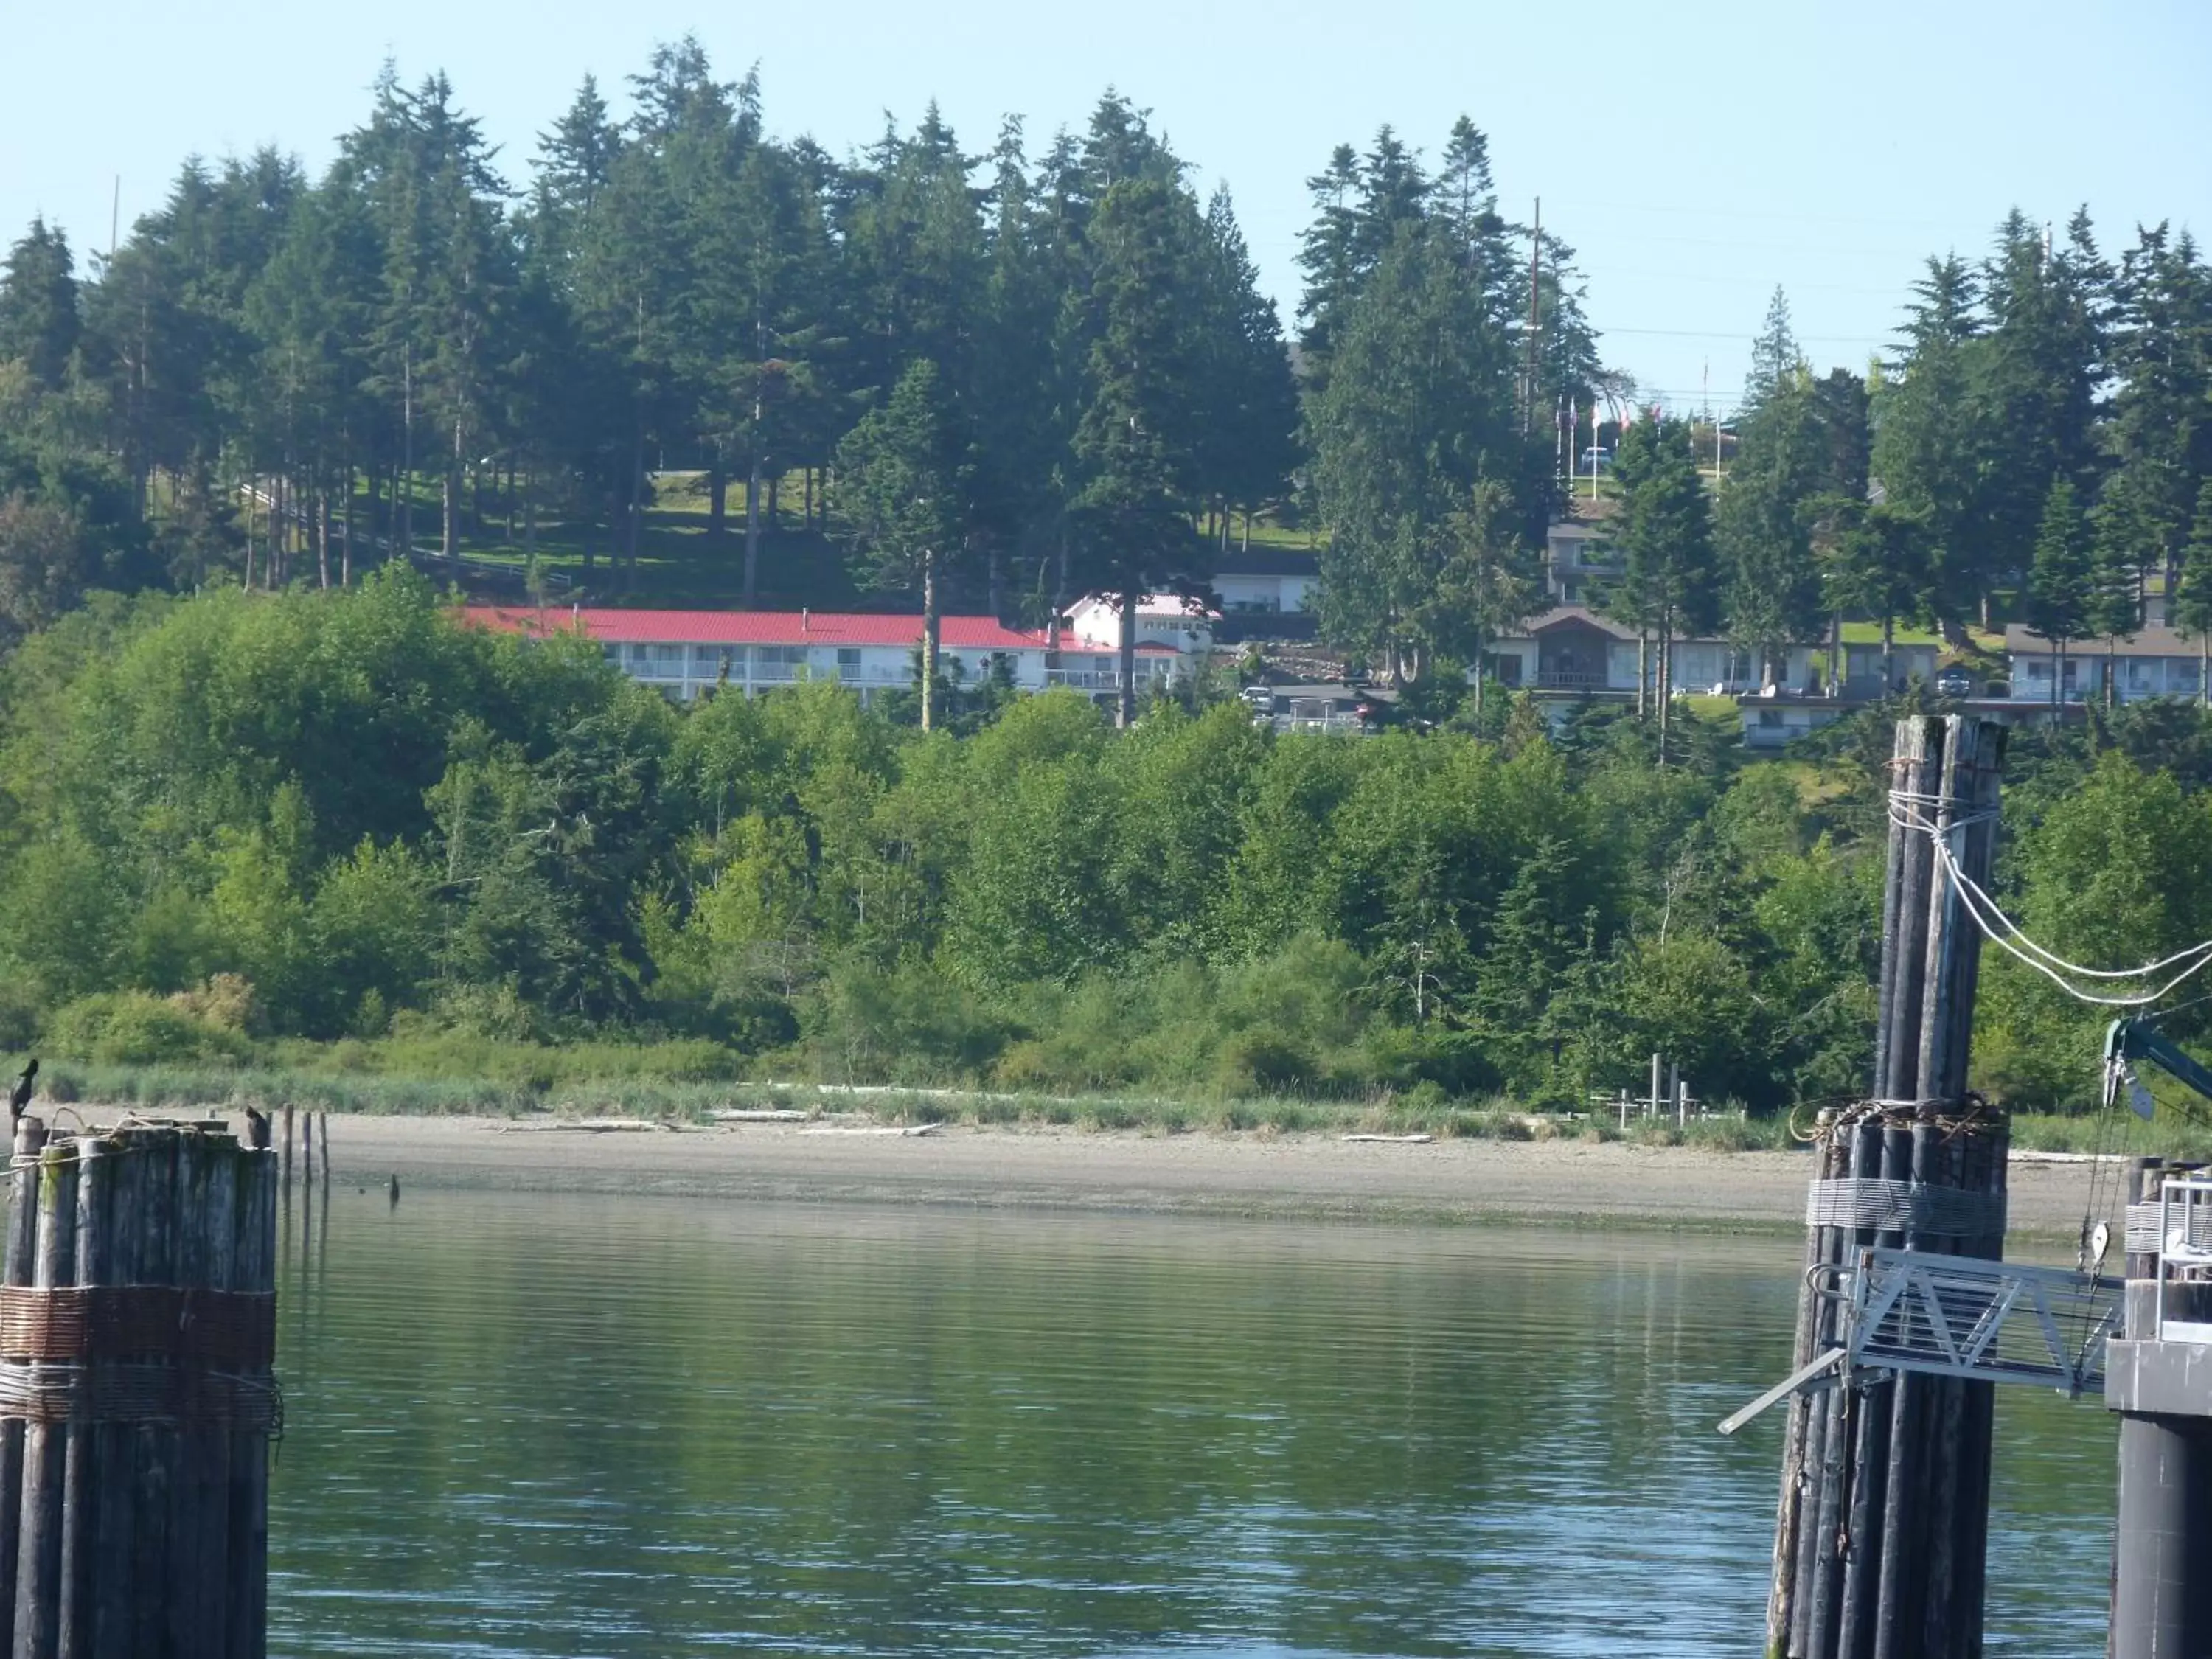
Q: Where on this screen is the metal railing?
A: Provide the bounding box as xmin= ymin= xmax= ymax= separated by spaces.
xmin=2153 ymin=1175 xmax=2212 ymax=1344
xmin=1834 ymin=1245 xmax=2121 ymax=1394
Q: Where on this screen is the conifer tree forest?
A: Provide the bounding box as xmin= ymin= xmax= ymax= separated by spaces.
xmin=1 ymin=44 xmax=2211 ymax=1116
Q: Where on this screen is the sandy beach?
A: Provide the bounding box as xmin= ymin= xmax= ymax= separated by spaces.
xmin=279 ymin=1113 xmax=2123 ymax=1239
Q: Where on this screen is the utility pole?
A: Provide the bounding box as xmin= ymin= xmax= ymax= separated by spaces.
xmin=1523 ymin=198 xmax=1541 ymax=438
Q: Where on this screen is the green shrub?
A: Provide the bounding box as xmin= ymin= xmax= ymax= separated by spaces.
xmin=1211 ymin=1029 xmax=1315 ymax=1099
xmin=46 ymin=992 xmax=252 ymax=1066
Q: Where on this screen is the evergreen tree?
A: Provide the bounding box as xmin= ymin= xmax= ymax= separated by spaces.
xmin=1717 ymin=291 xmax=1826 ymax=684
xmin=0 ymin=220 xmax=80 ymax=388
xmin=1194 ymin=186 xmax=1298 ymax=551
xmin=1425 ymin=478 xmax=1538 ymax=716
xmin=2104 ymin=226 xmax=2212 ymax=601
xmin=1599 ymin=416 xmax=1716 ymax=763
xmin=1306 ymin=223 xmax=1523 ymax=684
xmin=2172 ymin=480 xmax=2212 ymax=708
xmin=1069 ymin=175 xmax=1210 ymax=727
xmin=1809 ymin=498 xmax=1929 ymax=691
xmin=2026 ymin=475 xmax=2095 ymax=704
xmin=1972 ymin=210 xmax=2110 ymax=611
xmin=2087 ymin=484 xmax=2145 ymax=706
xmin=1872 ymin=256 xmax=1982 ymax=624
xmin=834 ymin=359 xmax=970 ymax=731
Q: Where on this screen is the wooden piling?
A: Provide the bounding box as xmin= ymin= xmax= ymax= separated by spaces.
xmin=0 ymin=1116 xmax=47 ymax=1641
xmin=0 ymin=1121 xmax=277 ymax=1655
xmin=1769 ymin=717 xmax=2011 ymax=1659
xmin=15 ymin=1141 xmax=77 ymax=1659
xmin=279 ymin=1107 xmax=293 ymax=1194
xmin=316 ymin=1112 xmax=330 ymax=1187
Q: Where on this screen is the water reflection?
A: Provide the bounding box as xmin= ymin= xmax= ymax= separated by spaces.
xmin=268 ymin=1194 xmax=2115 ymax=1657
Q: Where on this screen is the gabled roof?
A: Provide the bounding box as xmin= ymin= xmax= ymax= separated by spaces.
xmin=1506 ymin=605 xmax=1641 ymax=643
xmin=2003 ymin=622 xmax=2208 ymax=658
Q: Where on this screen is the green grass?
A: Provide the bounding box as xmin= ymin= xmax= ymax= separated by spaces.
xmin=28 ymin=1053 xmax=1810 ymax=1152
xmin=1838 ymin=622 xmax=1942 ymax=647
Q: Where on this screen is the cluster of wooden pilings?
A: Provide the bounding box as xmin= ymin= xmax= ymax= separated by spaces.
xmin=1768 ymin=716 xmax=2012 ymax=1659
xmin=0 ymin=1116 xmax=276 ymax=1658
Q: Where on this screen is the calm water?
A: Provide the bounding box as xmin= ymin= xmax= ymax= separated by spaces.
xmin=267 ymin=1192 xmax=2116 ymax=1657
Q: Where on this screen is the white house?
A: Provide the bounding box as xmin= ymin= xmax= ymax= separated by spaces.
xmin=464 ymin=607 xmax=1181 ymax=706
xmin=1065 ymin=593 xmax=1216 ymax=654
xmin=1211 ymin=549 xmax=1318 ymax=614
xmin=2003 ymin=622 xmax=2208 ymax=705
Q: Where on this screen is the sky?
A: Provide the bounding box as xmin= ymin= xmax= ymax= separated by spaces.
xmin=4 ymin=0 xmax=2208 ymax=417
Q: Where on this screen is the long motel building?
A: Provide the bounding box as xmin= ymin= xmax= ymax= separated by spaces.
xmin=463 ymin=605 xmax=1186 ymax=706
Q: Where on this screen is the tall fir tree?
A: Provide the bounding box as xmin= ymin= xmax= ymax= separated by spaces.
xmin=0 ymin=220 xmax=80 ymax=388
xmin=2026 ymin=475 xmax=2095 ymax=704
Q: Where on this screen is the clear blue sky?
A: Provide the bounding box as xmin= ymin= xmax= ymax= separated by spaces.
xmin=5 ymin=0 xmax=2207 ymax=414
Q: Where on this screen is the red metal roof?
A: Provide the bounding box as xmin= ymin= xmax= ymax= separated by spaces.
xmin=462 ymin=607 xmax=1177 ymax=653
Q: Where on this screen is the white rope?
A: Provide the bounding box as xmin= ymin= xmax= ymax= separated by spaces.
xmin=1889 ymin=792 xmax=2212 ymax=1009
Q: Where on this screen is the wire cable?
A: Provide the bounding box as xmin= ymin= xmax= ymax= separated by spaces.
xmin=1887 ymin=793 xmax=2212 ymax=1008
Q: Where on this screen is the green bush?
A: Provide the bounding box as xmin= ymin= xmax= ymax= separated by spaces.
xmin=46 ymin=992 xmax=253 ymax=1066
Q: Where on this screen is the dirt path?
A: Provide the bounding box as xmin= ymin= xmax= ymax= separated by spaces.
xmin=284 ymin=1116 xmax=2116 ymax=1239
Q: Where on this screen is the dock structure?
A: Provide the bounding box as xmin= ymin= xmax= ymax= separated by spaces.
xmin=2107 ymin=1164 xmax=2212 ymax=1659
xmin=0 ymin=1114 xmax=276 ymax=1657
xmin=1766 ymin=716 xmax=2013 ymax=1659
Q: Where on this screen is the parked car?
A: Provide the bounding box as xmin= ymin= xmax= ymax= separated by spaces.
xmin=1579 ymin=445 xmax=1613 ymax=472
xmin=1239 ymin=685 xmax=1276 ymax=713
xmin=1935 ymin=667 xmax=1975 ymax=698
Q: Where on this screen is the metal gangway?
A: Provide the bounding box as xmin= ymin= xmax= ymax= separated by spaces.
xmin=1720 ymin=1247 xmax=2123 ymax=1435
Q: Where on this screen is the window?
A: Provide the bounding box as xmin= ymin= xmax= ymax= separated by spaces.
xmin=836 ymin=647 xmax=862 ymax=677
xmin=1759 ymin=709 xmax=1787 ymax=728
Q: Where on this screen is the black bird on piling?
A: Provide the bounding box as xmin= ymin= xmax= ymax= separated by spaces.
xmin=9 ymin=1058 xmax=36 ymax=1126
xmin=387 ymin=1174 xmax=400 ymax=1208
xmin=243 ymin=1104 xmax=271 ymax=1150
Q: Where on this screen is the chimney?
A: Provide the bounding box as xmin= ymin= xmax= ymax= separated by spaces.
xmin=801 ymin=607 xmax=810 ymax=634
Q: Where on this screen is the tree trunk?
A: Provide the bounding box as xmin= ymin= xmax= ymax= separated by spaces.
xmin=802 ymin=466 xmax=813 ymax=533
xmin=316 ymin=489 xmax=330 ymax=589
xmin=400 ymin=347 xmax=414 ymax=556
xmin=1882 ymin=613 xmax=1895 ymax=692
xmin=744 ymin=453 xmax=762 ymax=604
xmin=341 ymin=465 xmax=355 ymax=588
xmin=988 ymin=546 xmax=1004 ymax=622
xmin=1830 ymin=611 xmax=1843 ymax=698
xmin=921 ymin=552 xmax=940 ymax=734
xmin=768 ymin=470 xmax=779 ymax=530
xmin=504 ymin=456 xmax=516 ymax=542
xmin=2052 ymin=644 xmax=2061 ymax=708
xmin=1636 ymin=630 xmax=1649 ymax=720
xmin=1657 ymin=620 xmax=1672 ymax=767
xmin=627 ymin=422 xmax=647 ymax=591
xmin=708 ymin=455 xmax=727 ymax=543
xmin=1048 ymin=538 xmax=1070 ymax=649
xmin=1242 ymin=510 xmax=1251 ymax=554
xmin=442 ymin=465 xmax=460 ymax=568
xmin=1117 ymin=588 xmax=1138 ymax=729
